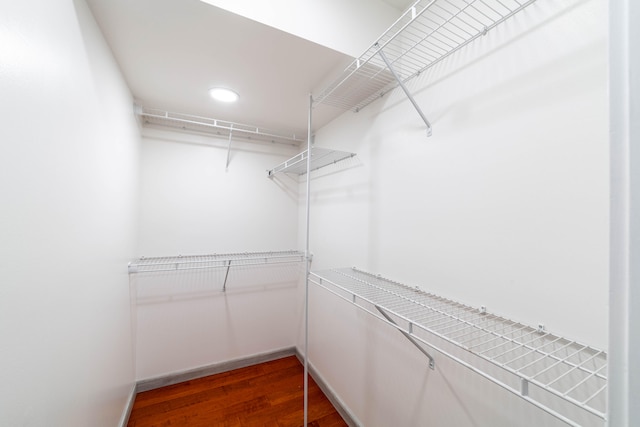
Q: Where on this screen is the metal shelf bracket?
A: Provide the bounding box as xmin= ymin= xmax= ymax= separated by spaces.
xmin=225 ymin=126 xmax=233 ymax=170
xmin=376 ymin=43 xmax=432 ymax=137
xmin=222 ymin=260 xmax=231 ymax=292
xmin=376 ymin=305 xmax=435 ymax=369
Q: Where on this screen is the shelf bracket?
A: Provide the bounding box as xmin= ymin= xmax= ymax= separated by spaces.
xmin=376 ymin=43 xmax=432 ymax=137
xmin=225 ymin=126 xmax=233 ymax=170
xmin=222 ymin=260 xmax=231 ymax=292
xmin=375 ymin=305 xmax=435 ymax=369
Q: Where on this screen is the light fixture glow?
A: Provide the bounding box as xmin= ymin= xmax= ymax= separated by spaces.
xmin=209 ymin=87 xmax=239 ymax=103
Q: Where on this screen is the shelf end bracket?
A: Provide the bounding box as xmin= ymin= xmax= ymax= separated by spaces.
xmin=376 ymin=44 xmax=432 ymax=137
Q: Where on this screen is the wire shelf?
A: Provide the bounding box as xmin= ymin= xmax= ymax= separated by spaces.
xmin=267 ymin=147 xmax=356 ymax=177
xmin=137 ymin=106 xmax=305 ymax=146
xmin=310 ymin=267 xmax=606 ymax=427
xmin=129 ymin=251 xmax=305 ymax=301
xmin=313 ymin=0 xmax=537 ymax=112
xmin=128 ymin=250 xmax=305 ymax=274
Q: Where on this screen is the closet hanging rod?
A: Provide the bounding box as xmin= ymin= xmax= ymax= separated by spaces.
xmin=310 ymin=268 xmax=606 ymax=427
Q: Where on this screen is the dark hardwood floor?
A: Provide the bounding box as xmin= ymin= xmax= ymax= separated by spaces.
xmin=127 ymin=356 xmax=348 ymax=427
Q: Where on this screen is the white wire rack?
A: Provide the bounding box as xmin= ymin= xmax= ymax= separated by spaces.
xmin=129 ymin=251 xmax=305 ymax=274
xmin=310 ymin=267 xmax=607 ymax=427
xmin=267 ymin=147 xmax=356 ymax=177
xmin=129 ymin=251 xmax=305 ymax=301
xmin=137 ymin=106 xmax=305 ymax=146
xmin=313 ymin=0 xmax=537 ymax=113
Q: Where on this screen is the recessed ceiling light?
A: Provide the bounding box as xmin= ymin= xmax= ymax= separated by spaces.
xmin=209 ymin=87 xmax=239 ymax=103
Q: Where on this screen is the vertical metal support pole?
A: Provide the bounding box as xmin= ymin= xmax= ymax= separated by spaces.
xmin=609 ymin=1 xmax=640 ymax=425
xmin=225 ymin=126 xmax=233 ymax=170
xmin=376 ymin=43 xmax=433 ymax=137
xmin=304 ymin=94 xmax=313 ymax=426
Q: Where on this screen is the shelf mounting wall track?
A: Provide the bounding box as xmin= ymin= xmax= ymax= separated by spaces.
xmin=136 ymin=106 xmax=305 ymax=147
xmin=267 ymin=147 xmax=356 ymax=177
xmin=312 ymin=0 xmax=538 ymax=134
xmin=310 ymin=267 xmax=607 ymax=427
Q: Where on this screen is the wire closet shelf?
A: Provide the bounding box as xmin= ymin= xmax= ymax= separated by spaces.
xmin=267 ymin=147 xmax=356 ymax=177
xmin=313 ymin=0 xmax=537 ymax=114
xmin=128 ymin=250 xmax=305 ymax=274
xmin=310 ymin=268 xmax=607 ymax=427
xmin=137 ymin=106 xmax=305 ymax=146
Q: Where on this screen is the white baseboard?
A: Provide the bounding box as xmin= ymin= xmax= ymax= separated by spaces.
xmin=118 ymin=383 xmax=136 ymax=427
xmin=295 ymin=349 xmax=361 ymax=427
xmin=136 ymin=347 xmax=297 ymax=392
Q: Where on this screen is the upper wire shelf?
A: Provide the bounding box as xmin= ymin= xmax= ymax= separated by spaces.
xmin=311 ymin=267 xmax=606 ymax=427
xmin=313 ymin=0 xmax=537 ymax=113
xmin=136 ymin=106 xmax=305 ymax=146
xmin=128 ymin=250 xmax=305 ymax=274
xmin=267 ymin=147 xmax=356 ymax=177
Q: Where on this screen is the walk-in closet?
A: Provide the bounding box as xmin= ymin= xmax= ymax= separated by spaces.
xmin=1 ymin=0 xmax=637 ymax=426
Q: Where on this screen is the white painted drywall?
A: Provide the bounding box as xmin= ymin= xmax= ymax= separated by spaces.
xmin=0 ymin=0 xmax=139 ymax=426
xmin=137 ymin=128 xmax=300 ymax=256
xmin=303 ymin=0 xmax=608 ymax=425
xmin=134 ymin=128 xmax=302 ymax=379
xmin=199 ymin=0 xmax=411 ymax=57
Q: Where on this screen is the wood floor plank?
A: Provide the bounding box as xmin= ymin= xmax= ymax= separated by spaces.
xmin=127 ymin=356 xmax=347 ymax=427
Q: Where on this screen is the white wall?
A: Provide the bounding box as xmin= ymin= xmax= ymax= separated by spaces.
xmin=137 ymin=128 xmax=299 ymax=256
xmin=0 ymin=1 xmax=139 ymax=426
xmin=134 ymin=128 xmax=301 ymax=379
xmin=304 ymin=0 xmax=608 ymax=425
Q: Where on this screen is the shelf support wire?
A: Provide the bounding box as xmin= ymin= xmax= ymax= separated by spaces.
xmin=303 ymin=94 xmax=313 ymax=427
xmin=225 ymin=125 xmax=233 ymax=170
xmin=222 ymin=260 xmax=231 ymax=292
xmin=376 ymin=305 xmax=435 ymax=369
xmin=376 ymin=43 xmax=432 ymax=136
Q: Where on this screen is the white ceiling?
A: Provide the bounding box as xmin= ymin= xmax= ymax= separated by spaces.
xmin=85 ymin=0 xmax=412 ymax=136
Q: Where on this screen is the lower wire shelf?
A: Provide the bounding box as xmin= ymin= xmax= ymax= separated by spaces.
xmin=128 ymin=250 xmax=305 ymax=274
xmin=129 ymin=250 xmax=305 ymax=302
xmin=310 ymin=267 xmax=606 ymax=427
